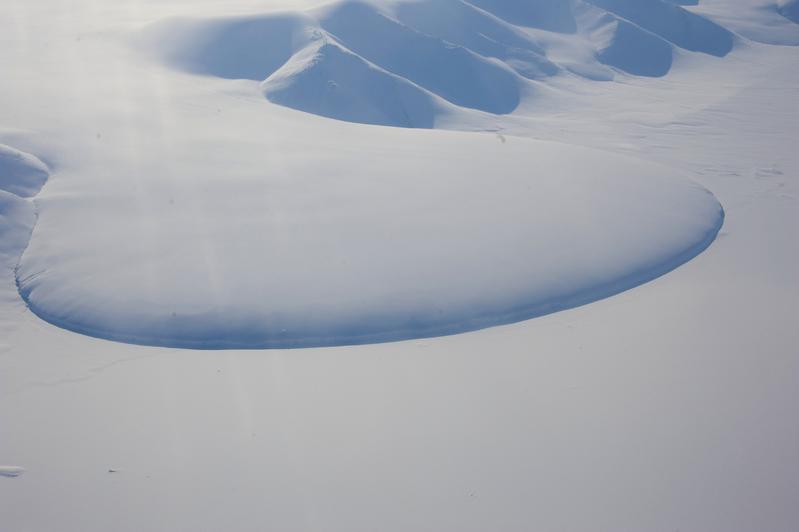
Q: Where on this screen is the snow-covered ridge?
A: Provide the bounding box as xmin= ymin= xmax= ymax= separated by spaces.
xmin=143 ymin=0 xmax=737 ymax=127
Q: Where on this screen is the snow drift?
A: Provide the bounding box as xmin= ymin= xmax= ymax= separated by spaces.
xmin=779 ymin=0 xmax=799 ymax=23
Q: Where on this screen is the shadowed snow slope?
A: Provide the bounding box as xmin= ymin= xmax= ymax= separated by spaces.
xmin=17 ymin=132 xmax=722 ymax=349
xmin=467 ymin=0 xmax=578 ymax=32
xmin=317 ymin=1 xmax=521 ymax=114
xmin=585 ymin=0 xmax=734 ymax=56
xmin=10 ymin=0 xmax=743 ymax=349
xmin=263 ymin=41 xmax=444 ymax=128
xmin=144 ymin=0 xmax=741 ymax=126
xmin=393 ymin=0 xmax=558 ymax=80
xmin=150 ymin=13 xmax=316 ymax=81
xmin=0 ymin=145 xmax=49 ymax=198
xmin=780 ymin=0 xmax=799 ymax=23
xmin=585 ymin=10 xmax=674 ymax=77
xmin=0 ymin=145 xmax=49 ymax=333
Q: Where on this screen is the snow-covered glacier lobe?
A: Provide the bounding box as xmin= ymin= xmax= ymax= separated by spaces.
xmin=17 ymin=131 xmax=722 ymax=349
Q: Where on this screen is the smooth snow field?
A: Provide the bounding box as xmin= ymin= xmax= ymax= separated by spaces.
xmin=2 ymin=1 xmax=798 ymax=531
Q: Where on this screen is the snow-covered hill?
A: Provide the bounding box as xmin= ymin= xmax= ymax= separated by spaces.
xmin=145 ymin=0 xmax=738 ymax=126
xmin=5 ymin=0 xmax=738 ymax=349
xmin=1 ymin=1 xmax=798 ymax=531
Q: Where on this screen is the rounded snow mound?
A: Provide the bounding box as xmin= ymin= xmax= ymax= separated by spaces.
xmin=17 ymin=133 xmax=723 ymax=349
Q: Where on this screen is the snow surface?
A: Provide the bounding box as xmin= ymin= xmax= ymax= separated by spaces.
xmin=15 ymin=134 xmax=721 ymax=348
xmin=144 ymin=0 xmax=742 ymax=127
xmin=9 ymin=0 xmax=730 ymax=349
xmin=0 ymin=146 xmax=48 ymax=339
xmin=779 ymin=0 xmax=799 ymax=23
xmin=1 ymin=0 xmax=799 ymax=531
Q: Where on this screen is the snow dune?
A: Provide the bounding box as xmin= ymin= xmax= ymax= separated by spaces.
xmin=146 ymin=0 xmax=740 ymax=127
